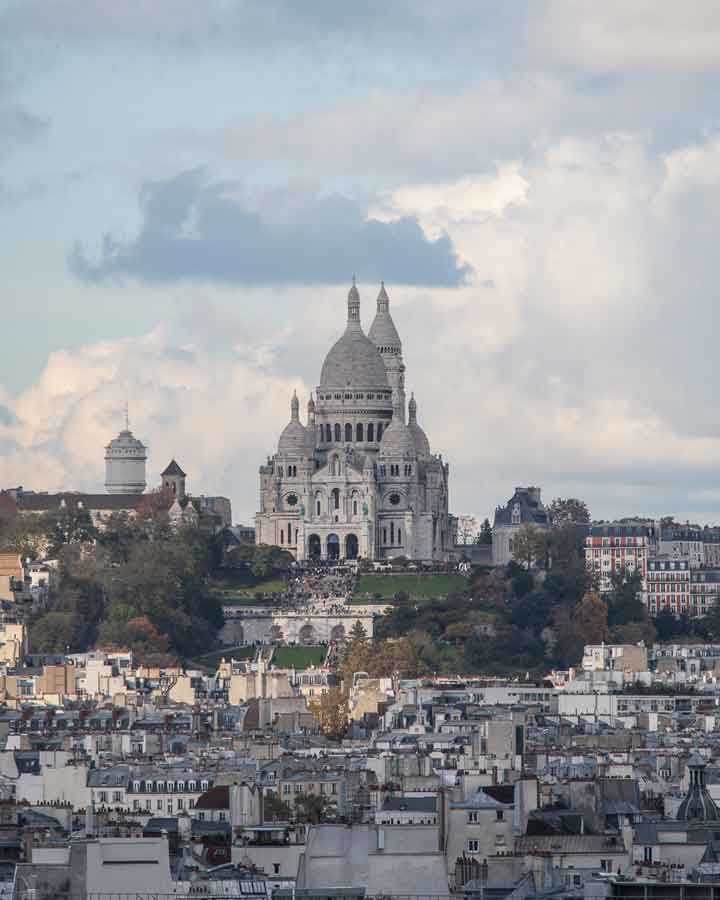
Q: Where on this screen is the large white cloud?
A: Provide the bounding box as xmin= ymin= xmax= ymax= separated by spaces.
xmin=537 ymin=1 xmax=720 ymax=71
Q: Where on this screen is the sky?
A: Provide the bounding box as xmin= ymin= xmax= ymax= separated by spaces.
xmin=3 ymin=2 xmax=720 ymax=526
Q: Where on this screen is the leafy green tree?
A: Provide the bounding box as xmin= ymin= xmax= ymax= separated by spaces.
xmin=607 ymin=570 xmax=645 ymax=628
xmin=263 ymin=793 xmax=292 ymax=822
xmin=294 ymin=793 xmax=332 ymax=825
xmin=511 ymin=523 xmax=547 ymax=569
xmin=476 ymin=518 xmax=493 ymax=545
xmin=549 ymin=498 xmax=591 ymax=526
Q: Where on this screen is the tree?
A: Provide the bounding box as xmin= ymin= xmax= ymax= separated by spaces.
xmin=575 ymin=590 xmax=609 ymax=643
xmin=456 ymin=515 xmax=478 ymax=545
xmin=263 ymin=792 xmax=292 ymax=822
xmin=607 ymin=570 xmax=645 ymax=628
xmin=294 ymin=793 xmax=332 ymax=825
xmin=310 ymin=688 xmax=348 ymax=739
xmin=702 ymin=597 xmax=720 ymax=640
xmin=444 ymin=622 xmax=475 ymax=644
xmin=476 ymin=518 xmax=493 ymax=546
xmin=512 ymin=524 xmax=547 ymax=569
xmin=348 ymin=620 xmax=368 ymax=643
xmin=549 ymin=498 xmax=590 ymax=527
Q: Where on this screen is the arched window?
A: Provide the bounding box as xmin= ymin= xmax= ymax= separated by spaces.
xmin=345 ymin=423 xmax=352 ymax=443
xmin=367 ymin=423 xmax=374 ymax=442
xmin=377 ymin=423 xmax=383 ymax=440
xmin=334 ymin=424 xmax=341 ymax=443
xmin=353 ymin=498 xmax=358 ymax=516
xmin=295 ymin=528 xmax=298 ymax=543
xmin=332 ymin=488 xmax=340 ymax=510
xmin=390 ymin=522 xmax=395 ymax=544
xmin=280 ymin=530 xmax=284 ymax=544
xmin=318 ymin=425 xmax=323 ymax=443
xmin=278 ymin=466 xmax=283 ymax=477
xmin=356 ymin=423 xmax=363 ymax=442
xmin=316 ymin=498 xmax=321 ymax=516
xmin=383 ymin=528 xmax=387 ymax=544
xmin=287 ymin=523 xmax=292 ymax=544
xmin=331 ymin=455 xmax=339 ymax=475
xmin=325 ymin=424 xmax=332 ymax=443
xmin=397 ymin=527 xmax=402 ymax=545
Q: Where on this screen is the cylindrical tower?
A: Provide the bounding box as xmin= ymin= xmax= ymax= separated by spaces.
xmin=105 ymin=424 xmax=147 ymax=494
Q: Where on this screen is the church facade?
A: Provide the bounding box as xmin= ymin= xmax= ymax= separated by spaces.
xmin=255 ymin=282 xmax=451 ymax=562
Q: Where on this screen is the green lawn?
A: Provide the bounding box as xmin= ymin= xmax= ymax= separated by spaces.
xmin=272 ymin=646 xmax=327 ymax=669
xmin=209 ymin=570 xmax=287 ymax=597
xmin=355 ymin=573 xmax=467 ymax=599
xmin=189 ymin=645 xmax=255 ymax=670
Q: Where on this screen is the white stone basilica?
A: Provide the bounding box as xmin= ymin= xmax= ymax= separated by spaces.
xmin=255 ymin=282 xmax=450 ymax=562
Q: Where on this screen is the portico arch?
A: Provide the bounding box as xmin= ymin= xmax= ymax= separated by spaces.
xmin=345 ymin=533 xmax=359 ymax=560
xmin=308 ymin=534 xmax=321 ymax=559
xmin=327 ymin=533 xmax=340 ymax=560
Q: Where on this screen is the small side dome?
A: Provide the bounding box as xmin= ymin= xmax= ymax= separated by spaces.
xmin=278 ymin=391 xmax=310 ymax=455
xmin=379 ymin=404 xmax=416 ymax=459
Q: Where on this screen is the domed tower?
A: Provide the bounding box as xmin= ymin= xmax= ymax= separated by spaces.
xmin=377 ymin=400 xmax=417 ymax=558
xmin=677 ymin=754 xmax=720 ymax=822
xmin=369 ymin=282 xmax=406 ymax=422
xmin=105 ymin=414 xmax=147 ymax=494
xmin=316 ymin=279 xmax=393 ymax=460
xmin=408 ymin=393 xmax=431 ymax=458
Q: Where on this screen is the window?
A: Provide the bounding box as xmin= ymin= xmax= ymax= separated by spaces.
xmin=389 ymin=493 xmax=401 ymax=506
xmin=367 ymin=423 xmax=374 ymax=442
xmin=383 ymin=528 xmax=387 ymax=544
xmin=219 ymin=811 xmax=226 ymax=822
xmin=99 ymin=791 xmax=107 ymax=804
xmin=467 ymin=812 xmax=478 ymax=824
xmin=133 ymin=800 xmax=140 ymax=811
xmin=356 ymin=423 xmax=363 ymax=442
xmin=390 ymin=522 xmax=395 ymax=544
xmin=177 ymin=798 xmax=184 ymax=810
xmin=167 ymin=801 xmax=173 ymax=814
xmin=345 ymin=423 xmax=352 ymax=442
xmin=353 ymin=498 xmax=358 ymax=516
xmin=286 ymin=493 xmax=298 ymax=506
xmin=157 ymin=799 xmax=163 ymax=810
xmin=198 ymin=811 xmax=205 ymax=821
xmin=283 ymin=784 xmax=290 ymax=795
xmin=496 ymin=810 xmax=504 ymax=821
xmin=334 ymin=424 xmax=341 ymax=442
xmin=332 ymin=488 xmax=340 ymax=510
xmin=113 ymin=791 xmax=122 ymax=802
xmin=325 ymin=424 xmax=331 ymax=443
xmin=377 ymin=423 xmax=383 ymax=440
xmin=331 ymin=783 xmax=337 ymax=794
xmin=316 ymin=499 xmax=321 ymax=516
xmin=467 ymin=840 xmax=480 ymax=853
xmin=274 ymin=864 xmax=281 ymax=875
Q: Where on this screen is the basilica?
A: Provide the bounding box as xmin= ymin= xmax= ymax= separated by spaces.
xmin=255 ymin=282 xmax=451 ymax=562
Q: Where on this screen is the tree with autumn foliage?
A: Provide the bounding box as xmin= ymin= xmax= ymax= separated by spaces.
xmin=310 ymin=687 xmax=348 ymax=739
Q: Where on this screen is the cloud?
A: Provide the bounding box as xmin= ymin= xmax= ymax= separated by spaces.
xmin=0 ymin=326 xmax=308 ymax=523
xmin=536 ymin=1 xmax=720 ymax=71
xmin=0 ymin=105 xmax=47 ymax=157
xmin=69 ymin=170 xmax=470 ymax=287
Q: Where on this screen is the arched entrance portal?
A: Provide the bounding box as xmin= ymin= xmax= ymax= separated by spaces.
xmin=327 ymin=534 xmax=340 ymax=561
xmin=308 ymin=534 xmax=321 ymax=560
xmin=299 ymin=623 xmax=316 ymax=645
xmin=345 ymin=534 xmax=359 ymax=560
xmin=330 ymin=624 xmax=346 ymax=642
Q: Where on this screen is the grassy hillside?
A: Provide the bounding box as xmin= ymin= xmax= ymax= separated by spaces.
xmin=272 ymin=645 xmax=326 ymax=669
xmin=355 ymin=573 xmax=466 ymax=599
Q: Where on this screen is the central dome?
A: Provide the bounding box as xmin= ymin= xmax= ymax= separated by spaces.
xmin=319 ymin=282 xmax=389 ymax=390
xmin=320 ymin=331 xmax=389 ymax=390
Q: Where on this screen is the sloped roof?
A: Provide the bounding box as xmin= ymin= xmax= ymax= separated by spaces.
xmin=161 ymin=459 xmax=186 ymax=477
